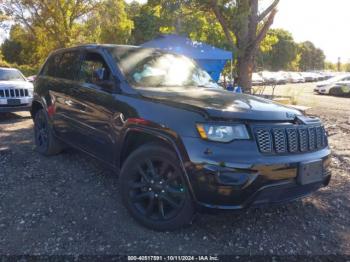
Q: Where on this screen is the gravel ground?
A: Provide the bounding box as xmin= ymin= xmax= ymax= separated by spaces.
xmin=0 ymin=83 xmax=349 ymax=255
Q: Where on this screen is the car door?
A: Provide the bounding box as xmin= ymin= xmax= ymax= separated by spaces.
xmin=69 ymin=50 xmax=120 ymax=164
xmin=47 ymin=51 xmax=83 ymax=142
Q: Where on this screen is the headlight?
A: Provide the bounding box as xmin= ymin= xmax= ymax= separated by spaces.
xmin=196 ymin=123 xmax=249 ymax=142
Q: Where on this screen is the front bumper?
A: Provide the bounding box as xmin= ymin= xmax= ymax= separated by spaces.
xmin=0 ymin=104 xmax=32 ymax=113
xmin=0 ymin=97 xmax=32 ymax=112
xmin=180 ymin=137 xmax=331 ymax=210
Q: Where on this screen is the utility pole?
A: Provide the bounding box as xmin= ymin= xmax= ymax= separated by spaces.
xmin=337 ymin=57 xmax=341 ymax=72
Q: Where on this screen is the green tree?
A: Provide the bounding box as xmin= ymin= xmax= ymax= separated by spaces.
xmin=1 ymin=39 xmax=22 ymax=64
xmin=141 ymin=0 xmax=229 ymax=49
xmin=1 ymin=24 xmax=37 ymax=65
xmin=93 ymin=0 xmax=134 ymax=44
xmin=130 ymin=4 xmax=160 ymax=45
xmin=325 ymin=62 xmax=337 ymax=71
xmin=299 ymin=41 xmax=325 ymax=71
xmin=1 ymin=0 xmax=98 ymax=61
xmin=195 ymin=0 xmax=280 ymax=92
xmin=257 ymin=29 xmax=298 ymax=71
xmin=82 ymin=0 xmax=134 ymax=44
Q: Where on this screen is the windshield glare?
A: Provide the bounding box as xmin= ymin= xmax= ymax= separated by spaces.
xmin=0 ymin=69 xmax=25 ymax=81
xmin=109 ymin=48 xmax=219 ymax=89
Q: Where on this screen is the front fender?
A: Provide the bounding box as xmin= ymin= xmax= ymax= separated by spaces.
xmin=118 ymin=124 xmax=197 ymax=202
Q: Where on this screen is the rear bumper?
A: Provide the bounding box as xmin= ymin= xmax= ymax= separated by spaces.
xmin=180 ymin=137 xmax=332 ymax=210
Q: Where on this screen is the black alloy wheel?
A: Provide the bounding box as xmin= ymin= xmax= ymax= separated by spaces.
xmin=130 ymin=158 xmax=186 ymax=220
xmin=34 ymin=109 xmax=63 ymax=156
xmin=34 ymin=109 xmax=49 ymax=150
xmin=120 ymin=144 xmax=194 ymax=231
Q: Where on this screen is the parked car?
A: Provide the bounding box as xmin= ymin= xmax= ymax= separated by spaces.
xmin=316 ymin=80 xmax=350 ymax=96
xmin=258 ymin=71 xmax=286 ymax=85
xmin=283 ymin=72 xmax=305 ymax=83
xmin=319 ymin=71 xmax=336 ymax=80
xmin=314 ymin=74 xmax=350 ymax=94
xmin=31 ymin=45 xmax=331 ymax=231
xmin=311 ymin=72 xmax=326 ymax=82
xmin=272 ymin=72 xmax=287 ymax=84
xmin=328 ymin=82 xmax=350 ymax=96
xmin=300 ymin=72 xmax=316 ymax=82
xmin=252 ymin=72 xmax=264 ymax=85
xmin=258 ymin=71 xmax=277 ymax=84
xmin=0 ymin=67 xmax=34 ymax=112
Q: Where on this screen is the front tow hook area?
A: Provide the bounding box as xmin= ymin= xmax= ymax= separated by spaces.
xmin=203 ymin=164 xmax=258 ymax=189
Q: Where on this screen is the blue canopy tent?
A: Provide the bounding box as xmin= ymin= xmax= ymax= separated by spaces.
xmin=141 ymin=34 xmax=232 ymax=82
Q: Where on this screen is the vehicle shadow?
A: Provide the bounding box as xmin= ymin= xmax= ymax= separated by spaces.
xmin=0 ymin=112 xmax=32 ymax=124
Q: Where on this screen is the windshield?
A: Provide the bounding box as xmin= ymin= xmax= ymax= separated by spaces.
xmin=109 ymin=47 xmax=219 ymax=89
xmin=0 ymin=69 xmax=26 ymax=81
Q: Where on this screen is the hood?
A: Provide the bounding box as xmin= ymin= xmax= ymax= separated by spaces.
xmin=0 ymin=80 xmax=33 ymax=90
xmin=138 ymin=87 xmax=302 ymax=121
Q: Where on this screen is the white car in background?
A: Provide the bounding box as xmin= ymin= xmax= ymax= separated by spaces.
xmin=314 ymin=74 xmax=350 ymax=94
xmin=0 ymin=67 xmax=33 ymax=112
xmin=316 ymin=80 xmax=350 ymax=96
xmin=301 ymin=72 xmax=317 ymax=82
xmin=258 ymin=71 xmax=286 ymax=85
xmin=283 ymin=72 xmax=305 ymax=83
xmin=252 ymin=72 xmax=264 ymax=85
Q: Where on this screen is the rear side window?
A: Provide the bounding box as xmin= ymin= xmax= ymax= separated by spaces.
xmin=55 ymin=51 xmax=81 ymax=80
xmin=41 ymin=54 xmax=62 ymax=77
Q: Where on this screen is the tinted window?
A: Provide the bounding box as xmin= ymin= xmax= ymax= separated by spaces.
xmin=79 ymin=52 xmax=111 ymax=85
xmin=55 ymin=52 xmax=81 ymax=80
xmin=41 ymin=53 xmax=62 ymax=77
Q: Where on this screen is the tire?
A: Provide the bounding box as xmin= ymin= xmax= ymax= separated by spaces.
xmin=120 ymin=143 xmax=195 ymax=231
xmin=329 ymin=88 xmax=339 ymax=96
xmin=34 ymin=109 xmax=63 ymax=156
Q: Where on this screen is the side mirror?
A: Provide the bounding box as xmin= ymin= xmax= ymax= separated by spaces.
xmin=92 ymin=69 xmax=120 ymax=93
xmin=99 ymin=79 xmax=121 ymax=93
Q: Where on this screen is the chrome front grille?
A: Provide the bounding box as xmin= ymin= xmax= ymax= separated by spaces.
xmin=0 ymin=89 xmax=29 ymax=98
xmin=255 ymin=125 xmax=327 ymax=154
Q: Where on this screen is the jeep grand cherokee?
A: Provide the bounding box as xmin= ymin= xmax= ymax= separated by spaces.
xmin=0 ymin=67 xmax=33 ymax=112
xmin=31 ymin=45 xmax=331 ymax=231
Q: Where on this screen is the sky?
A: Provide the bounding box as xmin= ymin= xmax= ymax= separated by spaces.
xmin=1 ymin=0 xmax=349 ymax=63
xmin=271 ymin=0 xmax=350 ymax=63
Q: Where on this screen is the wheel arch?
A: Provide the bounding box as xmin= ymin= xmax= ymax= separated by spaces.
xmin=118 ymin=127 xmax=196 ymax=201
xmin=30 ymin=100 xmax=44 ymax=119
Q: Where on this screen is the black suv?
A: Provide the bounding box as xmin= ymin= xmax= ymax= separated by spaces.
xmin=31 ymin=45 xmax=331 ymax=231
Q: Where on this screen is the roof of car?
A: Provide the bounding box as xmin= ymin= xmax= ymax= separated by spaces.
xmin=51 ymin=44 xmax=140 ymax=54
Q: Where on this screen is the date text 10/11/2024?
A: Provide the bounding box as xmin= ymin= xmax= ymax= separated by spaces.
xmin=127 ymin=256 xmax=219 ymax=261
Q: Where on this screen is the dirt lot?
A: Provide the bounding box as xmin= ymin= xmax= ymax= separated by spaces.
xmin=0 ymin=83 xmax=349 ymax=255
